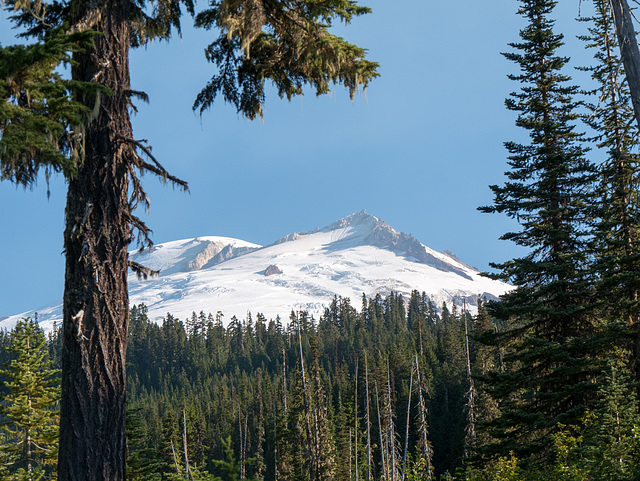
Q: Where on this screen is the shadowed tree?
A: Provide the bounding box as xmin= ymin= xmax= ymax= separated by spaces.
xmin=478 ymin=0 xmax=599 ymax=463
xmin=580 ymin=0 xmax=640 ymax=382
xmin=0 ymin=0 xmax=378 ymax=478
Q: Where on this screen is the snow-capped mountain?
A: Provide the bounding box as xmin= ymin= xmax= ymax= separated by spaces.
xmin=2 ymin=211 xmax=511 ymax=331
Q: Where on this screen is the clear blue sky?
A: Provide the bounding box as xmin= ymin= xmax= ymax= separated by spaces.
xmin=0 ymin=0 xmax=594 ymax=317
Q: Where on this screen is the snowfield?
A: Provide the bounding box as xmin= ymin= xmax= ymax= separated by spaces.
xmin=2 ymin=211 xmax=511 ymax=332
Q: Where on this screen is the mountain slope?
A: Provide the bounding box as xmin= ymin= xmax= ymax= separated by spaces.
xmin=2 ymin=211 xmax=511 ymax=331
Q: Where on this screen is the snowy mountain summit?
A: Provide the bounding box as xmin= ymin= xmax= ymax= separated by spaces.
xmin=3 ymin=210 xmax=511 ymax=331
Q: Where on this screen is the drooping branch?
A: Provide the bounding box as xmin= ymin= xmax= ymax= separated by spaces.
xmin=194 ymin=0 xmax=379 ymax=119
xmin=115 ymin=135 xmax=188 ymax=190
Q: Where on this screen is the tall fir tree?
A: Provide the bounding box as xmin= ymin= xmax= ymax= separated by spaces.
xmin=477 ymin=0 xmax=600 ymax=463
xmin=580 ymin=0 xmax=640 ymax=379
xmin=0 ymin=318 xmax=60 ymax=480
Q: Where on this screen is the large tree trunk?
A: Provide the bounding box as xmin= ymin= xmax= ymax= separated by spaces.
xmin=610 ymin=0 xmax=640 ymax=128
xmin=58 ymin=0 xmax=133 ymax=478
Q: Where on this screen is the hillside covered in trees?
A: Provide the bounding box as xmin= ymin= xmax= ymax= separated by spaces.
xmin=0 ymin=293 xmax=526 ymax=480
xmin=1 ymin=287 xmax=639 ymax=480
xmin=2 ymin=0 xmax=640 ymax=479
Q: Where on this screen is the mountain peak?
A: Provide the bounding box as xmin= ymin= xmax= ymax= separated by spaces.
xmin=1 ymin=211 xmax=511 ymax=331
xmin=270 ymin=211 xmax=474 ymax=279
xmin=321 ymin=209 xmax=380 ymax=231
xmin=271 ymin=210 xmax=379 ymax=246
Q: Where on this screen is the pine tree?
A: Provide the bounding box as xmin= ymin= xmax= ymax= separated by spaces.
xmin=580 ymin=0 xmax=640 ymax=380
xmin=0 ymin=0 xmax=378 ymax=477
xmin=0 ymin=318 xmax=60 ymax=480
xmin=478 ymin=0 xmax=599 ymax=463
xmin=468 ymin=301 xmax=500 ymax=453
xmin=125 ymin=407 xmax=166 ymax=481
xmin=581 ymin=360 xmax=640 ymax=479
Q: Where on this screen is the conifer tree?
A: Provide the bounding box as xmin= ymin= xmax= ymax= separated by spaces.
xmin=309 ymin=338 xmax=336 ymax=481
xmin=413 ymin=354 xmax=433 ymax=479
xmin=0 ymin=318 xmax=60 ymax=480
xmin=580 ymin=0 xmax=640 ymax=380
xmin=0 ymin=0 xmax=378 ymax=477
xmin=478 ymin=0 xmax=599 ymax=462
xmin=125 ymin=408 xmax=166 ymax=480
xmin=469 ymin=301 xmax=500 ymax=453
xmin=581 ymin=360 xmax=640 ymax=479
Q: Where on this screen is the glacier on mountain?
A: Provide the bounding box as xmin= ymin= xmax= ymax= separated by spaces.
xmin=1 ymin=210 xmax=511 ymax=331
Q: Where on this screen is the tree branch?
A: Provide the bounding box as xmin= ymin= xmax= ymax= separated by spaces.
xmin=115 ymin=135 xmax=189 ymax=191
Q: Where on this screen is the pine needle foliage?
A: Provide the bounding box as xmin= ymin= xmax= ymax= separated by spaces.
xmin=477 ymin=0 xmax=601 ymax=464
xmin=194 ymin=0 xmax=379 ymax=119
xmin=0 ymin=318 xmax=60 ymax=479
xmin=579 ymin=0 xmax=640 ymax=378
xmin=0 ymin=28 xmax=105 ymax=188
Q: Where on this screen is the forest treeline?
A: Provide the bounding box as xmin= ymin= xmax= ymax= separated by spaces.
xmin=2 ymin=286 xmax=637 ymax=480
xmin=124 ymin=293 xmax=474 ymax=481
xmin=1 ymin=292 xmax=492 ymax=480
xmin=3 ymin=0 xmax=640 ymax=479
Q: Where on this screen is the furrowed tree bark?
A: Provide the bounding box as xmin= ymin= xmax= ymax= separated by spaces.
xmin=610 ymin=0 xmax=640 ymax=128
xmin=59 ymin=0 xmax=133 ymax=477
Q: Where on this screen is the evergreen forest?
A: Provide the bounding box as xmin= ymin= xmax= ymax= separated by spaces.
xmin=2 ymin=0 xmax=640 ymax=479
xmin=0 ymin=294 xmax=546 ymax=480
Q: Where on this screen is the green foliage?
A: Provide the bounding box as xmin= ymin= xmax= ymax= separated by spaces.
xmin=467 ymin=453 xmax=521 ymax=481
xmin=211 ymin=436 xmax=257 ymax=481
xmin=126 ymin=408 xmax=166 ymax=480
xmin=0 ymin=28 xmax=106 ymax=187
xmin=579 ymin=0 xmax=640 ymax=378
xmin=124 ymin=294 xmax=475 ymax=480
xmin=476 ymin=0 xmax=601 ymax=463
xmin=193 ymin=0 xmax=379 ymax=119
xmin=0 ymin=318 xmax=60 ymax=479
xmin=467 ymin=361 xmax=640 ymax=480
xmin=403 ymin=454 xmax=433 ymax=481
xmin=575 ymin=361 xmax=640 ymax=480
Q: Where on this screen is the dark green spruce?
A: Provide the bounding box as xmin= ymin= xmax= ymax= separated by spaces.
xmin=580 ymin=0 xmax=640 ymax=381
xmin=477 ymin=0 xmax=600 ymax=464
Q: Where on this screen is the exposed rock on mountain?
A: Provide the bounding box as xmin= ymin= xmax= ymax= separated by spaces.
xmin=264 ymin=265 xmax=282 ymax=276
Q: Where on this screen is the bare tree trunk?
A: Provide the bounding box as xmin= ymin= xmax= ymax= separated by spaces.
xmin=349 ymin=427 xmax=353 ymax=481
xmin=59 ymin=0 xmax=132 ymax=477
xmin=297 ymin=323 xmax=315 ymax=481
xmin=386 ymin=358 xmax=398 ymax=481
xmin=463 ymin=306 xmax=477 ymax=452
xmin=415 ymin=355 xmax=432 ymax=479
xmin=239 ymin=414 xmax=248 ymax=480
xmin=375 ymin=381 xmax=386 ymax=481
xmin=610 ymin=0 xmax=640 ymax=128
xmin=26 ymin=426 xmax=32 ymax=479
xmin=282 ymin=349 xmax=288 ymax=417
xmin=402 ymin=360 xmax=414 ymax=480
xmin=354 ymin=358 xmax=359 ymax=481
xmin=170 ymin=439 xmax=180 ymax=475
xmin=184 ymin=408 xmax=191 ymax=480
xmin=365 ymin=353 xmax=372 ymax=481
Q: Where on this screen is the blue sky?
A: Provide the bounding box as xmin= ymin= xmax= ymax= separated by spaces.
xmin=0 ymin=0 xmax=594 ymax=317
